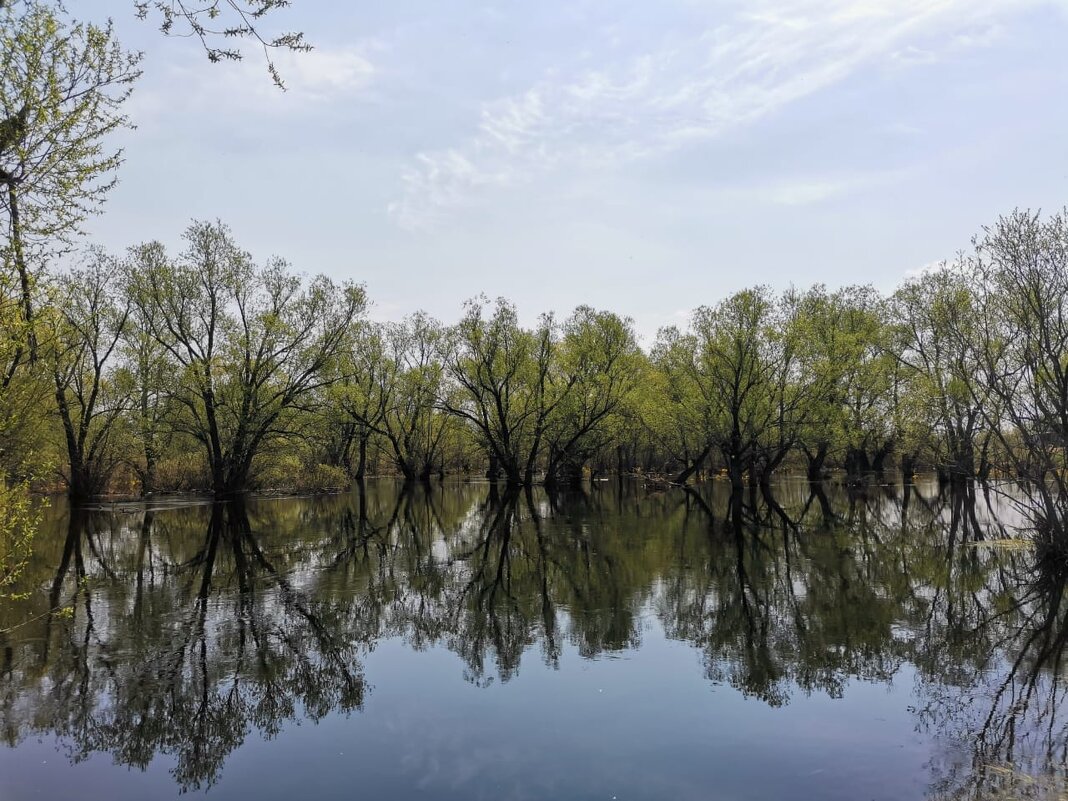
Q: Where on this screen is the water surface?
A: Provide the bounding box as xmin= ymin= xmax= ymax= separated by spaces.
xmin=0 ymin=478 xmax=1064 ymax=800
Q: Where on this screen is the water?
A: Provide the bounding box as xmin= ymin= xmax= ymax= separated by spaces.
xmin=0 ymin=478 xmax=1064 ymax=800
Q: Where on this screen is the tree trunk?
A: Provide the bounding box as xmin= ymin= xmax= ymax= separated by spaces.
xmin=872 ymin=443 xmax=892 ymax=476
xmin=900 ymin=453 xmax=916 ymax=482
xmin=142 ymin=452 xmax=157 ymax=496
xmin=727 ymin=484 xmax=745 ymax=533
xmin=54 ymin=375 xmax=93 ymax=504
xmin=68 ymin=464 xmax=93 ymax=505
xmin=504 ymin=464 xmax=523 ymax=487
xmin=673 ymin=443 xmax=712 ymax=485
xmin=7 ymin=183 xmax=37 ymax=364
xmin=845 ymin=448 xmax=870 ymax=484
xmin=354 ymin=435 xmax=368 ymax=480
xmin=727 ymin=458 xmax=745 ymax=495
xmin=805 ymin=443 xmax=829 ymax=482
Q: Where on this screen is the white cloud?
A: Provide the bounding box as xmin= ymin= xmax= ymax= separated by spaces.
xmin=903 ymin=260 xmax=945 ymax=279
xmin=388 ymin=0 xmax=1047 ymax=230
xmin=768 ymin=180 xmax=850 ymax=206
xmin=269 ymin=46 xmax=376 ymax=99
xmin=129 ymin=42 xmax=377 ymax=124
xmin=762 ymin=167 xmax=912 ymax=206
xmin=885 ymin=122 xmax=923 ymax=137
xmin=891 ymin=45 xmax=939 ymax=66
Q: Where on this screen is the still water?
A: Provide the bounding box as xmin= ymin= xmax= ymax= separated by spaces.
xmin=0 ymin=478 xmax=1064 ymax=800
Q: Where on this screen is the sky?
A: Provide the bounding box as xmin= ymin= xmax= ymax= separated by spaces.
xmin=78 ymin=0 xmax=1068 ymax=341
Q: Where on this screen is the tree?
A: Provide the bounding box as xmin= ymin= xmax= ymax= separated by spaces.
xmin=331 ymin=315 xmax=453 ymax=482
xmin=0 ymin=252 xmax=50 ymax=476
xmin=968 ymin=209 xmax=1068 ymax=561
xmin=47 ymin=248 xmax=131 ymax=501
xmin=126 ymin=221 xmax=366 ymax=497
xmin=646 ymin=326 xmax=711 ymax=480
xmin=749 ymin=288 xmax=821 ymax=486
xmin=324 ymin=321 xmax=387 ymax=478
xmin=0 ymin=208 xmax=51 ymax=596
xmin=542 ymin=306 xmax=641 ymax=485
xmin=443 ymin=298 xmax=557 ymax=485
xmin=667 ymin=288 xmax=782 ymax=491
xmin=119 ymin=242 xmax=179 ymax=494
xmin=442 ymin=299 xmax=636 ymax=486
xmin=0 ymin=1 xmax=140 ymax=366
xmin=376 ymin=314 xmax=452 ymax=482
xmin=794 ymin=285 xmax=893 ymax=481
xmin=892 ymin=264 xmax=993 ymax=482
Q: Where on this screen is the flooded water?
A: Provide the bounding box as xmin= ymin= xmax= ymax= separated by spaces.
xmin=0 ymin=478 xmax=1065 ymax=800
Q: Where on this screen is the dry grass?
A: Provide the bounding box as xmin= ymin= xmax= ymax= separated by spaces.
xmin=974 ymin=764 xmax=1068 ymax=801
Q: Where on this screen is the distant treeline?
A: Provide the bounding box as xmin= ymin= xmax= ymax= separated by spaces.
xmin=2 ymin=209 xmax=1067 ymax=503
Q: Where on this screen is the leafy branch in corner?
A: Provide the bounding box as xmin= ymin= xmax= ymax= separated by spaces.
xmin=134 ymin=1 xmax=310 ymax=88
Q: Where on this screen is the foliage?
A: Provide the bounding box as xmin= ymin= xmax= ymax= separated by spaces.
xmin=0 ymin=1 xmax=140 ymax=366
xmin=4 ymin=208 xmax=1068 ymax=502
xmin=125 ymin=220 xmax=366 ymax=496
xmin=134 ymin=0 xmax=310 ymax=87
xmin=0 ymin=475 xmax=36 ymax=598
xmin=46 ymin=248 xmax=132 ymax=500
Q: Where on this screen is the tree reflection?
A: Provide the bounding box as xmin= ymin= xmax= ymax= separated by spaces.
xmin=919 ymin=548 xmax=1068 ymax=800
xmin=2 ymin=499 xmax=367 ymax=790
xmin=1 ymin=478 xmax=1066 ymax=796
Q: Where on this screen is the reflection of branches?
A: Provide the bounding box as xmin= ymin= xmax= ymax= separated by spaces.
xmin=7 ymin=500 xmax=370 ymax=791
xmin=4 ymin=479 xmax=1067 ymax=798
xmin=919 ymin=562 xmax=1068 ymax=800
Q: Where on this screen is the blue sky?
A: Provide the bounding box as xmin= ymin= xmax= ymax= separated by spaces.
xmin=81 ymin=0 xmax=1068 ymax=340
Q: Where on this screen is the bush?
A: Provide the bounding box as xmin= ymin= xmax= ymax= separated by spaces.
xmin=153 ymin=453 xmax=212 ymax=493
xmin=0 ymin=479 xmax=39 ymax=600
xmin=254 ymin=455 xmax=350 ymax=494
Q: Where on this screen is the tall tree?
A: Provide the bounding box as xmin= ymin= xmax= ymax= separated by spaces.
xmin=0 ymin=1 xmax=140 ymax=366
xmin=795 ymin=285 xmax=892 ymax=481
xmin=542 ymin=306 xmax=641 ymax=485
xmin=377 ymin=313 xmax=452 ymax=482
xmin=327 ymin=321 xmax=391 ymax=478
xmin=442 ymin=298 xmax=555 ymax=485
xmin=48 ymin=249 xmax=132 ymax=501
xmin=127 ymin=221 xmax=366 ymax=497
xmin=969 ymin=209 xmax=1068 ymax=558
xmin=119 ymin=242 xmax=178 ymax=494
xmin=668 ymin=288 xmax=782 ymax=491
xmin=442 ymin=298 xmax=628 ymax=486
xmin=646 ymin=326 xmax=711 ymax=481
xmin=892 ymin=264 xmax=992 ymax=481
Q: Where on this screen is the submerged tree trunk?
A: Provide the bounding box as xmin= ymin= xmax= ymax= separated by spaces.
xmin=354 ymin=436 xmax=369 ymax=481
xmin=54 ymin=375 xmax=100 ymax=505
xmin=805 ymin=443 xmax=829 ymax=482
xmin=503 ymin=465 xmax=523 ymax=486
xmin=674 ymin=444 xmax=712 ymax=485
xmin=872 ymin=443 xmax=892 ymax=477
xmin=546 ymin=458 xmax=585 ymax=489
xmin=900 ymin=453 xmax=916 ymax=482
xmin=845 ymin=448 xmax=871 ymax=484
xmin=67 ymin=465 xmax=94 ymax=506
xmin=418 ymin=462 xmax=434 ymax=483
